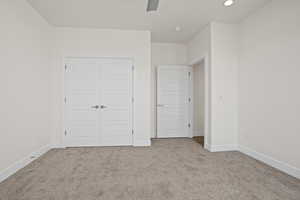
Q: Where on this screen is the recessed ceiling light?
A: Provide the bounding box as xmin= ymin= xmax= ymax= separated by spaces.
xmin=175 ymin=26 xmax=181 ymax=32
xmin=224 ymin=0 xmax=234 ymax=7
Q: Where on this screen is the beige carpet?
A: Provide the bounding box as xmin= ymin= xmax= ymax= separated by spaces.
xmin=0 ymin=139 xmax=299 ymax=200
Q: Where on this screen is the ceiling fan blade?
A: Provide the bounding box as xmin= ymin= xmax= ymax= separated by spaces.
xmin=147 ymin=0 xmax=159 ymax=12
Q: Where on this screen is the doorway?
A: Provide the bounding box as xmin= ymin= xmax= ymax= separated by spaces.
xmin=64 ymin=57 xmax=134 ymax=147
xmin=192 ymin=60 xmax=205 ymax=146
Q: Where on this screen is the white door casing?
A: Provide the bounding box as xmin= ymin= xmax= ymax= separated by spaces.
xmin=157 ymin=66 xmax=192 ymax=138
xmin=64 ymin=58 xmax=133 ymax=147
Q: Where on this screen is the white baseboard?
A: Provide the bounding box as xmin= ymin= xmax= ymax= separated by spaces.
xmin=51 ymin=144 xmax=65 ymax=149
xmin=133 ymin=139 xmax=151 ymax=147
xmin=239 ymin=145 xmax=300 ymax=179
xmin=0 ymin=144 xmax=52 ymax=183
xmin=209 ymin=144 xmax=238 ymax=152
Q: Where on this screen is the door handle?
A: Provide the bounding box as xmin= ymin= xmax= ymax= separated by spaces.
xmin=157 ymin=104 xmax=165 ymax=107
xmin=100 ymin=105 xmax=107 ymax=109
xmin=91 ymin=105 xmax=100 ymax=109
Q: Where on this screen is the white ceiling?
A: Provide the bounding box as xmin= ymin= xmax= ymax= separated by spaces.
xmin=27 ymin=0 xmax=270 ymax=43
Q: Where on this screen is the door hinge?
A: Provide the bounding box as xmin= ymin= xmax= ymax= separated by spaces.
xmin=188 ymin=72 xmax=191 ymax=77
xmin=188 ymin=123 xmax=191 ymax=128
xmin=65 ymin=64 xmax=67 ymax=71
xmin=132 ymin=66 xmax=135 ymax=71
xmin=132 ymin=129 xmax=134 ymax=135
xmin=64 ymin=97 xmax=67 ymax=104
xmin=64 ymin=130 xmax=67 ymax=136
xmin=188 ymin=97 xmax=191 ymax=102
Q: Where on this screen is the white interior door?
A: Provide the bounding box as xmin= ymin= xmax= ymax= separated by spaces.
xmin=157 ymin=66 xmax=191 ymax=138
xmin=65 ymin=60 xmax=100 ymax=146
xmin=64 ymin=58 xmax=133 ymax=147
xmin=99 ymin=60 xmax=133 ymax=146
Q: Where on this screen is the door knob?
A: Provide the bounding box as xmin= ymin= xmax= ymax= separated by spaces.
xmin=91 ymin=105 xmax=100 ymax=109
xmin=100 ymin=105 xmax=107 ymax=109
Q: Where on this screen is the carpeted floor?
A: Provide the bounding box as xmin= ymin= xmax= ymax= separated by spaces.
xmin=0 ymin=139 xmax=299 ymax=200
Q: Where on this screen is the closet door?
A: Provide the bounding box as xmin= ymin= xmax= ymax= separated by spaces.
xmin=64 ymin=58 xmax=133 ymax=147
xmin=64 ymin=60 xmax=100 ymax=147
xmin=157 ymin=66 xmax=191 ymax=138
xmin=99 ymin=59 xmax=133 ymax=146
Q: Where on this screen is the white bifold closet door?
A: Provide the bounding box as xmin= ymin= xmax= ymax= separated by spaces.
xmin=157 ymin=66 xmax=192 ymax=138
xmin=64 ymin=58 xmax=133 ymax=147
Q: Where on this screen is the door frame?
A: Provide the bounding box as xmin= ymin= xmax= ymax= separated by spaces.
xmin=156 ymin=65 xmax=193 ymax=138
xmin=62 ymin=57 xmax=134 ymax=147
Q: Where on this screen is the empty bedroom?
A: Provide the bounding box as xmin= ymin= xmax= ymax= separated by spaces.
xmin=0 ymin=0 xmax=299 ymax=199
